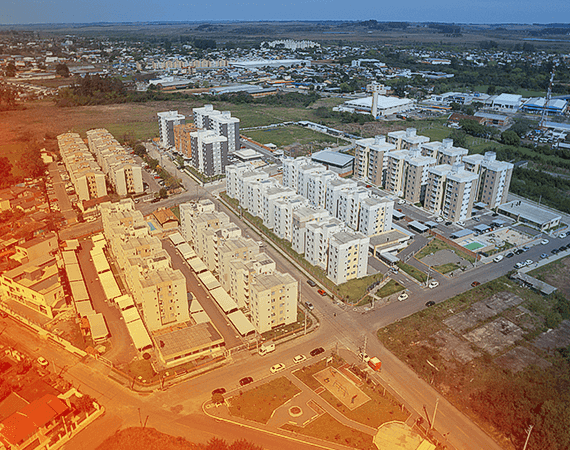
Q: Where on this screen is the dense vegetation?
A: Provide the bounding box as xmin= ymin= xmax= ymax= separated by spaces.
xmin=510 ymin=167 xmax=570 ymax=214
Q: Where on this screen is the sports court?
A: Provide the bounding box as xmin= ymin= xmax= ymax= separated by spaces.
xmin=313 ymin=366 xmax=370 ymax=410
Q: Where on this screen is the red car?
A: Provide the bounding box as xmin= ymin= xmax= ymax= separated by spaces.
xmin=318 ymin=289 xmax=327 ymax=296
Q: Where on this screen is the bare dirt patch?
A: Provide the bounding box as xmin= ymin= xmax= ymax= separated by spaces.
xmin=494 ymin=346 xmax=551 ymax=373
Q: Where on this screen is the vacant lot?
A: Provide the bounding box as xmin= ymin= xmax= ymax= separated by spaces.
xmin=243 ymin=125 xmax=347 ymax=151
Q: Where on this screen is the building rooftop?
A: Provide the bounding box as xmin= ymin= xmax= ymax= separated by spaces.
xmin=311 ymin=150 xmax=354 ymax=168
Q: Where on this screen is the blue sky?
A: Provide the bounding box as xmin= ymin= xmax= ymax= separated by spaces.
xmin=1 ymin=0 xmax=569 ymax=25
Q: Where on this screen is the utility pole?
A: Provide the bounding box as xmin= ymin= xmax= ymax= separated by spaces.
xmin=522 ymin=425 xmax=533 ymax=450
xmin=431 ymin=397 xmax=439 ymax=430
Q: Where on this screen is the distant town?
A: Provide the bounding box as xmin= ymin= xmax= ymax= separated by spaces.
xmin=1 ymin=23 xmax=570 ymax=450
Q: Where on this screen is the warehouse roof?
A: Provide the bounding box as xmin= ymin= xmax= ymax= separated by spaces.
xmin=311 ymin=150 xmax=354 ymax=168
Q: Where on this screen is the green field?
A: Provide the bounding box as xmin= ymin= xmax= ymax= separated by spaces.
xmin=71 ymin=121 xmax=159 ymax=142
xmin=243 ymin=125 xmax=348 ymax=148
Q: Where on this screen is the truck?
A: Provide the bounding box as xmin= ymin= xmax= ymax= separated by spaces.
xmin=368 ymin=356 xmax=382 ymax=371
xmin=258 ymin=342 xmax=275 ymax=356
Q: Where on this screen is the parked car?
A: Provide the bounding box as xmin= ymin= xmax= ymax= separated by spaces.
xmin=425 ymin=301 xmax=436 ymax=307
xmin=515 ymin=262 xmax=525 ymax=269
xmin=397 ymin=199 xmax=406 ymax=205
xmin=359 ymin=352 xmax=371 ymax=363
xmin=471 ymin=281 xmax=481 ymax=287
xmin=493 ymin=255 xmax=504 ymax=263
xmin=436 ymin=217 xmax=444 ymax=223
xmin=445 ymin=221 xmax=452 ymax=226
xmin=0 ymin=311 xmax=8 ymax=318
xmin=398 ymin=292 xmax=409 ymax=301
xmin=306 ymin=279 xmax=316 ymax=287
xmin=239 ymin=377 xmax=253 ymax=386
xmin=525 ymin=259 xmax=534 ymax=266
xmin=293 ymin=354 xmax=307 ymax=364
xmin=304 ymin=301 xmax=314 ymax=311
xmin=559 ymin=232 xmax=567 ymax=239
xmin=37 ymin=357 xmax=49 ymax=367
xmin=428 ymin=280 xmax=439 ymax=289
xmin=540 ymin=253 xmax=548 ymax=259
xmin=310 ymin=347 xmax=325 ymax=357
xmin=270 ymin=363 xmax=286 ymax=374
xmin=506 ymin=252 xmax=515 ymax=258
xmin=317 ymin=289 xmax=327 ymax=296
xmin=541 ymin=239 xmax=549 ymax=245
xmin=212 ymin=387 xmax=226 ymax=395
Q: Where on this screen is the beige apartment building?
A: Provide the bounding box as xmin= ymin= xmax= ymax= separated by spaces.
xmin=354 ymin=135 xmax=396 ymax=186
xmin=228 ymin=254 xmax=276 ymax=309
xmin=249 ymin=272 xmax=298 ymax=333
xmin=387 ymin=128 xmax=430 ymax=151
xmin=384 ymin=150 xmax=409 ymax=196
xmin=402 ymin=152 xmax=437 ymax=204
xmin=174 ymin=123 xmax=198 ymax=158
xmin=327 ymin=231 xmax=369 ymax=285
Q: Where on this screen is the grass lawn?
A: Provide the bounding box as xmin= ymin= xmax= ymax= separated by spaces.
xmin=433 ymin=262 xmax=460 ymax=274
xmin=396 ymin=261 xmax=427 ymax=283
xmin=0 ymin=143 xmax=27 ymax=178
xmin=282 ymin=414 xmax=376 ymax=450
xmin=375 ymin=279 xmax=405 ymax=298
xmin=170 ymin=205 xmax=180 ymax=220
xmin=336 ymin=272 xmax=388 ymax=304
xmin=319 ymin=384 xmax=409 ymax=429
xmin=243 ymin=125 xmax=348 ymax=148
xmin=228 ymin=377 xmax=300 ymax=424
xmin=127 ymin=359 xmax=158 ymax=382
xmin=416 ymin=238 xmax=476 ymax=263
xmin=72 ymin=121 xmax=158 ymax=142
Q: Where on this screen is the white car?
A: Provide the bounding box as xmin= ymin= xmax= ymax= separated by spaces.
xmin=428 ymin=280 xmax=439 ymax=289
xmin=493 ymin=255 xmax=504 ymax=263
xmin=515 ymin=262 xmax=525 ymax=269
xmin=293 ymin=354 xmax=307 ymax=364
xmin=397 ymin=199 xmax=406 ymax=205
xmin=541 ymin=239 xmax=549 ymax=245
xmin=457 ymin=221 xmax=465 ymax=227
xmin=398 ymin=292 xmax=409 ymax=301
xmin=270 ymin=363 xmax=286 ymax=374
xmin=559 ymin=232 xmax=567 ymax=239
xmin=359 ymin=352 xmax=371 ymax=363
xmin=436 ymin=217 xmax=444 ymax=223
xmin=525 ymin=259 xmax=533 ymax=266
xmin=37 ymin=357 xmax=49 ymax=367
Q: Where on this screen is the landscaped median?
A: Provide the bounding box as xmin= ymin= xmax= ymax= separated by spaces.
xmin=396 ymin=261 xmax=428 ymax=283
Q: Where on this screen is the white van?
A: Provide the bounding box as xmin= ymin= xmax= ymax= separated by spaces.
xmin=258 ymin=342 xmax=275 ymax=356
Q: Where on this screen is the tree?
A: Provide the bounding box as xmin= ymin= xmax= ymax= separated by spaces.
xmin=55 ymin=63 xmax=70 ymax=77
xmin=158 ymin=188 xmax=168 ymax=199
xmin=450 ymin=129 xmax=467 ymax=148
xmin=0 ymin=157 xmax=12 ymax=180
xmin=501 ymin=129 xmax=520 ymax=146
xmin=134 ymin=143 xmax=147 ymax=157
xmin=5 ymin=62 xmax=16 ymax=77
xmin=450 ymin=102 xmax=461 ymax=111
xmin=487 ymin=85 xmax=497 ymax=95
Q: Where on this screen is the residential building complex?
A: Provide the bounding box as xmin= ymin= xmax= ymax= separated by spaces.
xmin=57 ymin=133 xmax=107 ymax=201
xmin=100 ymin=199 xmax=189 ymax=331
xmin=190 ymin=129 xmax=228 ymax=177
xmin=193 ymin=104 xmax=240 ymax=153
xmin=173 ymin=123 xmax=198 ymax=159
xmin=86 ymin=129 xmax=144 ymax=196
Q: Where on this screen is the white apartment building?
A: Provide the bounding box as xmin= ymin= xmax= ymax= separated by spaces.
xmin=243 ymin=178 xmax=276 ymax=218
xmin=239 ymin=169 xmax=270 ymax=208
xmin=157 ymin=111 xmax=185 ymax=148
xmin=218 ymin=237 xmax=260 ymax=290
xmin=387 ymin=128 xmax=430 ymax=151
xmin=305 ymin=218 xmax=344 ymax=269
xmin=283 ymin=157 xmax=306 ymax=191
xmin=306 ymin=170 xmax=336 ymax=209
xmin=297 ymin=162 xmax=328 ymax=198
xmin=86 ymin=129 xmax=143 ymax=196
xmin=225 ymin=162 xmax=256 ymax=199
xmin=229 ymin=254 xmax=276 ymax=309
xmin=421 ymin=139 xmax=468 ymax=166
xmin=273 ymin=195 xmax=308 ymax=241
xmin=327 ymin=231 xmax=369 ymax=285
xmin=262 ymin=185 xmax=296 ymax=230
xmin=358 ymin=197 xmax=394 ymax=236
xmin=249 ymin=272 xmax=298 ymax=333
xmin=324 ymin=178 xmax=358 ymax=218
xmin=337 ymin=187 xmax=370 ymax=231
xmin=292 ymin=206 xmax=330 ymax=254
xmin=477 ymin=152 xmax=514 ymax=209
xmin=179 ymin=199 xmax=216 ymax=242
xmin=384 ymin=150 xmax=409 ymax=196
xmin=402 ymin=151 xmax=437 ymax=204
xmin=354 ymin=135 xmax=396 ymax=186
xmin=193 ymin=104 xmax=240 ymax=154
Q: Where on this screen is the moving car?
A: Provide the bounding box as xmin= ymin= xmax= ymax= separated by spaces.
xmin=428 ymin=280 xmax=439 ymax=289
xmin=270 ymin=363 xmax=286 ymax=374
xmin=559 ymin=232 xmax=567 ymax=239
xmin=541 ymin=239 xmax=549 ymax=245
xmin=541 ymin=253 xmax=548 ymax=259
xmin=398 ymin=292 xmax=409 ymax=301
xmin=293 ymin=354 xmax=307 ymax=364
xmin=239 ymin=377 xmax=254 ymax=386
xmin=306 ymin=279 xmax=316 ymax=287
xmin=304 ymin=301 xmax=314 ymax=310
xmin=425 ymin=301 xmax=436 ymax=307
xmin=493 ymin=255 xmax=504 ymax=263
xmin=212 ymin=387 xmax=226 ymax=395
xmin=310 ymin=347 xmax=325 ymax=357
xmin=317 ymin=289 xmax=327 ymax=296
xmin=359 ymin=352 xmax=371 ymax=363
xmin=471 ymin=281 xmax=481 ymax=287
xmin=397 ymin=199 xmax=406 ymax=205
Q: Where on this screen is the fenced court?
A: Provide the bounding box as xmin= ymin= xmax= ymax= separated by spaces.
xmin=313 ymin=366 xmax=370 ymax=411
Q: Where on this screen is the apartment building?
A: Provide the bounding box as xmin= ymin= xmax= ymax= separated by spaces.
xmin=193 ymin=104 xmax=240 ymax=153
xmin=327 ymin=231 xmax=369 ymax=285
xmin=243 ymin=177 xmax=275 ymax=218
xmin=273 ymin=195 xmax=308 ymax=241
xmin=282 ymin=157 xmax=307 ymax=191
xmin=100 ymin=199 xmax=189 ymax=331
xmin=476 ymin=152 xmax=514 ymax=209
xmin=421 ymin=139 xmax=468 ymax=165
xmin=387 ymin=128 xmax=430 ymax=151
xmin=249 ymin=271 xmax=298 ymax=333
xmin=229 ymin=254 xmax=276 ymax=309
xmin=425 ymin=163 xmax=479 ymax=222
xmin=402 ymin=151 xmax=437 ymax=204
xmin=190 ymin=129 xmax=228 ymax=176
xmin=57 ymin=133 xmax=107 ymax=201
xmin=358 ymin=197 xmax=394 ymax=236
xmin=292 ymin=206 xmax=329 ymax=254
xmin=306 ymin=169 xmax=336 ymax=208
xmin=262 ymin=185 xmax=296 ymax=230
xmin=324 ymin=178 xmax=358 ymax=218
xmin=174 ymin=123 xmax=198 ymax=158
xmin=238 ymin=169 xmax=270 ymax=207
xmin=157 ymin=111 xmax=185 ymax=148
xmin=218 ymin=237 xmax=260 ymax=291
xmin=297 ymin=162 xmax=328 ymax=198
xmin=384 ymin=150 xmax=409 ymax=196
xmin=305 ymin=217 xmax=344 ymax=269
xmin=179 ymin=199 xmax=216 ymax=242
xmin=354 ymin=135 xmax=396 ymax=186
xmin=86 ymin=129 xmax=143 ymax=196
xmin=337 ymin=186 xmax=370 ymax=231
xmin=0 ymin=254 xmax=64 ymax=319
